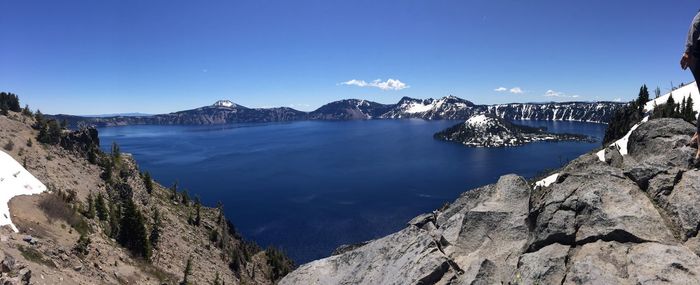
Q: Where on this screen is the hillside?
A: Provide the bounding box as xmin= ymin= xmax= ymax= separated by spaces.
xmin=434 ymin=114 xmax=591 ymax=147
xmin=281 ymin=115 xmax=700 ymax=284
xmin=0 ymin=107 xmax=293 ymax=284
xmin=52 ymin=96 xmax=625 ymax=128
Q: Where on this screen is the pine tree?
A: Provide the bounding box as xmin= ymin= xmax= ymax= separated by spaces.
xmin=194 ymin=199 xmax=201 ymax=227
xmin=85 ymin=192 xmax=96 ymax=219
xmin=636 ymin=85 xmax=649 ymax=115
xmin=108 ymin=202 xmax=121 ymax=239
xmin=142 ymin=171 xmax=154 ymax=194
xmin=118 ymin=199 xmax=152 ymax=260
xmin=150 ymin=208 xmax=162 ymax=247
xmin=96 ymin=193 xmax=108 ymax=221
xmin=0 ymin=101 xmax=8 ymax=116
xmin=181 ymin=189 xmax=190 ymax=206
xmin=182 ymin=256 xmax=193 ymax=285
xmin=685 ymin=96 xmax=697 ymax=122
xmin=111 ymin=142 xmax=121 ymax=160
xmin=22 ymin=105 xmax=32 ymax=117
xmin=170 ymin=181 xmax=179 ymax=201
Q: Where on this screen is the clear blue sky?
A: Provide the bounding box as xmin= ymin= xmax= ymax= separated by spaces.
xmin=1 ymin=0 xmax=699 ymax=114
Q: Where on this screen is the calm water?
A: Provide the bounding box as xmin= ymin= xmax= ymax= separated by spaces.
xmin=98 ymin=120 xmax=605 ymax=263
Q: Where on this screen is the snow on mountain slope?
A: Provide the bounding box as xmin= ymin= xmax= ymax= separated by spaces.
xmin=599 ymin=81 xmax=699 ymax=162
xmin=0 ymin=150 xmax=47 ymax=232
xmin=382 ymin=96 xmax=475 ymax=119
xmin=644 ymin=82 xmax=700 ymax=118
xmin=213 ymin=100 xmax=237 ymax=108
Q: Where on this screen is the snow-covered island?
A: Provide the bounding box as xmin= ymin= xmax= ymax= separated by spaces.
xmin=434 ymin=114 xmax=592 ymax=147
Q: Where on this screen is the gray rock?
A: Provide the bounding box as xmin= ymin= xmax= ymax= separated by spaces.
xmin=604 ymin=146 xmax=623 ymax=168
xmin=1 ymin=255 xmax=15 ymax=273
xmin=279 ymin=226 xmax=458 ymax=285
xmin=515 ymin=243 xmax=570 ymax=285
xmin=18 ymin=268 xmax=30 ymax=285
xmin=528 ymin=155 xmax=673 ymax=252
xmin=564 ymin=241 xmax=700 ymax=284
xmin=664 ymin=170 xmax=700 ymax=239
xmin=446 ymin=175 xmax=530 ymax=284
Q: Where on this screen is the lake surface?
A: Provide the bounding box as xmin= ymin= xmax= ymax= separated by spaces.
xmin=98 ymin=119 xmax=606 ymax=264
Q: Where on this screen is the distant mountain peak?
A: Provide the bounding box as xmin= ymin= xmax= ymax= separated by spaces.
xmin=213 ymin=100 xmax=236 ymax=108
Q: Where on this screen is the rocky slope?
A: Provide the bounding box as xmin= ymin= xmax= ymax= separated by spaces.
xmin=434 ymin=114 xmax=591 ymax=147
xmin=52 ymin=97 xmax=625 ymax=128
xmin=0 ymin=110 xmax=292 ymax=284
xmin=281 ymin=118 xmax=700 ymax=284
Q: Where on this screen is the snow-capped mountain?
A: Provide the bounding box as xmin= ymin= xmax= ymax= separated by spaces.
xmin=52 ymin=96 xmax=626 ymax=127
xmin=381 ymin=96 xmax=476 ymax=120
xmin=434 ymin=114 xmax=591 ymax=147
xmin=212 ymin=100 xmax=237 ymax=108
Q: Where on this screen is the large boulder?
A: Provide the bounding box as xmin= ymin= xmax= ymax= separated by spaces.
xmin=624 ymin=118 xmax=695 ymax=187
xmin=527 ymin=153 xmax=674 ymax=252
xmin=563 ymin=241 xmax=700 ymax=284
xmin=442 ymin=175 xmax=530 ymax=284
xmin=278 ymin=226 xmax=459 ymax=285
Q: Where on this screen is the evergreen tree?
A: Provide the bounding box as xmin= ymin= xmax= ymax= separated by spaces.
xmin=34 ymin=110 xmax=45 ymax=128
xmin=194 ymin=196 xmax=202 ymax=226
xmin=181 ymin=189 xmax=190 ymax=205
xmin=60 ymin=119 xmax=68 ymax=129
xmin=635 ymin=85 xmax=649 ymax=115
xmin=170 ymin=181 xmax=179 ymax=201
xmin=182 ymin=256 xmax=193 ymax=285
xmin=0 ymin=101 xmax=8 ymax=116
xmin=111 ymin=142 xmax=121 ymax=160
xmin=150 ymin=208 xmax=162 ymax=247
xmin=118 ymin=199 xmax=152 ymax=260
xmin=685 ymin=96 xmax=697 ymax=122
xmin=141 ymin=171 xmax=154 ymax=194
xmin=96 ymin=193 xmax=108 ymax=221
xmin=84 ymin=192 xmax=96 ymax=219
xmin=108 ymin=202 xmax=121 ymax=239
xmin=22 ymin=105 xmax=32 ymax=117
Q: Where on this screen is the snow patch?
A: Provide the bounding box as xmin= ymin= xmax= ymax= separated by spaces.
xmin=535 ymin=173 xmax=559 ymax=188
xmin=644 ymin=82 xmax=700 ymax=117
xmin=213 ymin=100 xmax=236 ymax=108
xmin=466 ymin=114 xmax=490 ymax=126
xmin=0 ymin=150 xmax=47 ymax=232
xmin=405 ymin=102 xmax=434 ymax=114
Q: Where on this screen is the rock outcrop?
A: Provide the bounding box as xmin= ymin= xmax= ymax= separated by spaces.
xmin=281 ymin=118 xmax=700 ymax=285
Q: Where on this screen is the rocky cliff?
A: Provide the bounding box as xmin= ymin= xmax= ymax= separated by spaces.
xmin=52 ymin=98 xmax=625 ymax=128
xmin=281 ymin=118 xmax=700 ymax=284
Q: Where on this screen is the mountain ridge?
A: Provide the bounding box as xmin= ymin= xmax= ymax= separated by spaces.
xmin=51 ymin=96 xmax=626 ymax=128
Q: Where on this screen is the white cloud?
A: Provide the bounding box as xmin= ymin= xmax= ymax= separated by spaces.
xmin=495 ymin=86 xmax=524 ymax=94
xmin=340 ymin=78 xmax=409 ymax=91
xmin=613 ymin=98 xmax=622 ymax=102
xmin=509 ymin=87 xmax=524 ymax=94
xmin=545 ymin=89 xmax=580 ymax=98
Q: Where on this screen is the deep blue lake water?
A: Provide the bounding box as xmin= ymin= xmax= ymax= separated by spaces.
xmin=98 ymin=119 xmax=606 ymax=264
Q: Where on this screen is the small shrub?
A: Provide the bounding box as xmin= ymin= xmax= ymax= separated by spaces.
xmin=26 ymin=138 xmax=32 ymax=147
xmin=38 ymin=193 xmax=89 ymax=235
xmin=74 ymin=233 xmax=91 ymax=257
xmin=18 ymin=246 xmax=56 ymax=268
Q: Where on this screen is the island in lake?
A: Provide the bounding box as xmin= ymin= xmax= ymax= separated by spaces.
xmin=434 ymin=114 xmax=593 ymax=147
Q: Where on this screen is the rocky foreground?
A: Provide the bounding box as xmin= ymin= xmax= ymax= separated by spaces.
xmin=281 ymin=118 xmax=700 ymax=284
